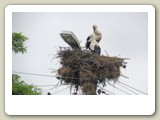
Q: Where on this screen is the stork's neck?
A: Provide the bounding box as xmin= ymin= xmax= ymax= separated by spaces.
xmin=93 ymin=27 xmax=96 ymax=32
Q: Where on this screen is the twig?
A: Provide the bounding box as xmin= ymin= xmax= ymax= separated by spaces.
xmin=123 ymin=58 xmax=130 ymax=60
xmin=121 ymin=74 xmax=129 ymax=79
xmin=104 ymin=50 xmax=109 ymax=56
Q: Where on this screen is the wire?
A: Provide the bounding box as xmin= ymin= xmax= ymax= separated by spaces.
xmin=43 ymin=87 xmax=57 ymax=93
xmin=116 ymin=82 xmax=138 ymax=95
xmin=12 ymin=71 xmax=91 ymax=80
xmin=51 ymin=86 xmax=70 ymax=94
xmin=35 ymin=84 xmax=61 ymax=87
xmin=121 ymin=74 xmax=129 ymax=79
xmin=12 ymin=71 xmax=77 ymax=79
xmin=42 ymin=82 xmax=61 ymax=93
xmin=118 ymin=81 xmax=147 ymax=95
xmin=103 ymin=88 xmax=115 ymax=95
xmin=107 ymin=82 xmax=131 ymax=95
xmin=13 ymin=71 xmax=147 ymax=95
xmin=13 ymin=71 xmax=56 ymax=77
xmin=47 ymin=68 xmax=58 ymax=73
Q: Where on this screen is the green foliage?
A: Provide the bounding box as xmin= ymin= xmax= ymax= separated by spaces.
xmin=12 ymin=32 xmax=42 ymax=95
xmin=12 ymin=32 xmax=28 ymax=54
xmin=12 ymin=74 xmax=42 ymax=95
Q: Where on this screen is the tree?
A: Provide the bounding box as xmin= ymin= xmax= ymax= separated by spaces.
xmin=12 ymin=32 xmax=28 ymax=54
xmin=12 ymin=32 xmax=42 ymax=95
xmin=12 ymin=74 xmax=41 ymax=95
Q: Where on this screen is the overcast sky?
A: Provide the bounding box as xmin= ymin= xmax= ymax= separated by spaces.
xmin=12 ymin=12 xmax=148 ymax=95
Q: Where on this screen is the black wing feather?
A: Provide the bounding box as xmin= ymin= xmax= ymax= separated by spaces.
xmin=86 ymin=36 xmax=90 ymax=41
xmin=85 ymin=41 xmax=90 ymax=49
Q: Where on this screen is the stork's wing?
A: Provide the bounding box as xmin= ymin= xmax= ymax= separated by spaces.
xmin=85 ymin=41 xmax=90 ymax=49
xmin=60 ymin=31 xmax=80 ymax=49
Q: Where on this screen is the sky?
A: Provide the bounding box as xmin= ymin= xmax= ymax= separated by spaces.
xmin=12 ymin=12 xmax=148 ymax=95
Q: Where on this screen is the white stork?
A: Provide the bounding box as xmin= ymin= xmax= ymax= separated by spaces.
xmin=85 ymin=33 xmax=101 ymax=55
xmin=93 ymin=25 xmax=102 ymax=43
xmin=85 ymin=25 xmax=102 ymax=55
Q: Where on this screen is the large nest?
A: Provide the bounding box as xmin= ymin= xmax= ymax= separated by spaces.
xmin=56 ymin=48 xmax=127 ymax=94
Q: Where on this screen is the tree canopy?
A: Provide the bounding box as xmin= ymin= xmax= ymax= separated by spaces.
xmin=12 ymin=74 xmax=42 ymax=95
xmin=12 ymin=32 xmax=42 ymax=95
xmin=12 ymin=32 xmax=28 ymax=54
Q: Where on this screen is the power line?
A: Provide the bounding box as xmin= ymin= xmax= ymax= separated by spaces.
xmin=42 ymin=82 xmax=61 ymax=93
xmin=103 ymin=88 xmax=115 ymax=95
xmin=13 ymin=71 xmax=56 ymax=77
xmin=118 ymin=81 xmax=147 ymax=95
xmin=12 ymin=71 xmax=91 ymax=80
xmin=35 ymin=84 xmax=61 ymax=87
xmin=121 ymin=74 xmax=129 ymax=79
xmin=107 ymin=82 xmax=131 ymax=95
xmin=43 ymin=86 xmax=57 ymax=93
xmin=13 ymin=71 xmax=147 ymax=95
xmin=117 ymin=82 xmax=138 ymax=95
xmin=13 ymin=71 xmax=71 ymax=94
xmin=51 ymin=86 xmax=69 ymax=94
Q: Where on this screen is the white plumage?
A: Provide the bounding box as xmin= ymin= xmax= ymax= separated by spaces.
xmin=93 ymin=25 xmax=102 ymax=43
xmin=85 ymin=31 xmax=101 ymax=55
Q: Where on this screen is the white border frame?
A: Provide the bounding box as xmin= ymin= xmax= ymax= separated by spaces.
xmin=5 ymin=5 xmax=155 ymax=115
